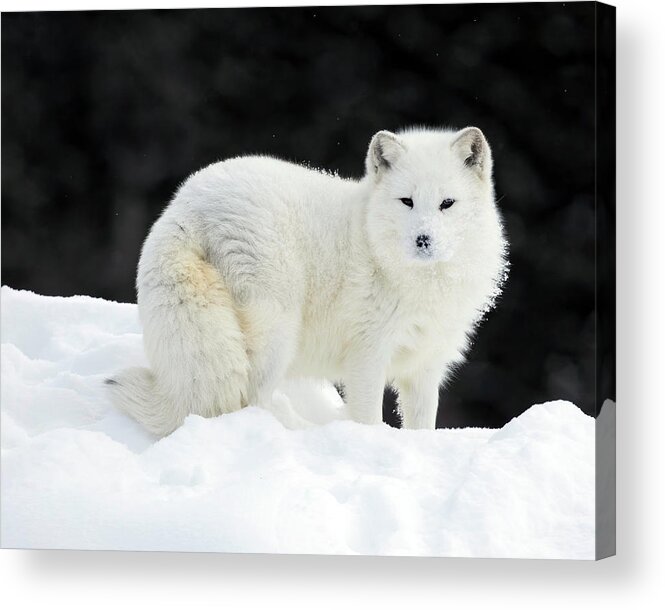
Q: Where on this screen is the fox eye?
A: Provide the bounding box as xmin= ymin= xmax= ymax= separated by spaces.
xmin=440 ymin=198 xmax=456 ymax=210
xmin=399 ymin=197 xmax=414 ymax=208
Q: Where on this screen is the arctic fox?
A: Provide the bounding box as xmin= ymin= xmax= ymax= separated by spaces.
xmin=106 ymin=127 xmax=508 ymax=436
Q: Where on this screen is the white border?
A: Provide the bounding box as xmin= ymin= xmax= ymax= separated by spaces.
xmin=1 ymin=0 xmax=664 ymax=607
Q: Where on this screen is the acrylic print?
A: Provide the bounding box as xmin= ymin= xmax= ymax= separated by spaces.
xmin=0 ymin=3 xmax=616 ymax=559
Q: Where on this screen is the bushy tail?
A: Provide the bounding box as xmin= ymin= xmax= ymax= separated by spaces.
xmin=105 ymin=223 xmax=253 ymax=437
xmin=105 ymin=367 xmax=184 ymax=437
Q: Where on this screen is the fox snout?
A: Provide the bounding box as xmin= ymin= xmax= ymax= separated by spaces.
xmin=415 ymin=233 xmax=432 ymax=251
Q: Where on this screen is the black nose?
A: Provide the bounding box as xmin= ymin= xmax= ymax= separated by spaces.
xmin=415 ymin=234 xmax=431 ymax=250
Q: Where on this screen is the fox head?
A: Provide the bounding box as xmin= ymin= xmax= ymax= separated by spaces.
xmin=364 ymin=127 xmax=501 ymax=274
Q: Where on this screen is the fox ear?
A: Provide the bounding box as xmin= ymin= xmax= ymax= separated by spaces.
xmin=451 ymin=127 xmax=492 ymax=178
xmin=366 ymin=130 xmax=406 ymax=176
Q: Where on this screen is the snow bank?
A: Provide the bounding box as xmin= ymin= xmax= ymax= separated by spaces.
xmin=0 ymin=287 xmax=595 ymax=558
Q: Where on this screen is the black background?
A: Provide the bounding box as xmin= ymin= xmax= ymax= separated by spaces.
xmin=2 ymin=3 xmax=601 ymax=428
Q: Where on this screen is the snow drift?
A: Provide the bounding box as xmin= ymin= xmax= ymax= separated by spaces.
xmin=0 ymin=287 xmax=595 ymax=558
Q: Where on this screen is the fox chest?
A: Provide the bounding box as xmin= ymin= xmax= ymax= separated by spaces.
xmin=384 ymin=307 xmax=450 ymax=374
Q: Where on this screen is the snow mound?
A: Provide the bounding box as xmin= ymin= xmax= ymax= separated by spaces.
xmin=0 ymin=287 xmax=595 ymax=558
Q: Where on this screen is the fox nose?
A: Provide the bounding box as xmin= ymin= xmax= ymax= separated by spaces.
xmin=415 ymin=234 xmax=431 ymax=250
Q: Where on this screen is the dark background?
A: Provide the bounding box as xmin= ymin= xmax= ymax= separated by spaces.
xmin=2 ymin=3 xmax=603 ymax=428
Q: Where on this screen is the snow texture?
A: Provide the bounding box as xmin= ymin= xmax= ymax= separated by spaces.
xmin=1 ymin=287 xmax=595 ymax=558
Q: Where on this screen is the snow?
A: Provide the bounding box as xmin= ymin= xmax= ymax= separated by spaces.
xmin=0 ymin=287 xmax=596 ymax=558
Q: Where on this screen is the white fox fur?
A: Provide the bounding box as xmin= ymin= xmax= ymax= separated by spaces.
xmin=106 ymin=127 xmax=508 ymax=436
